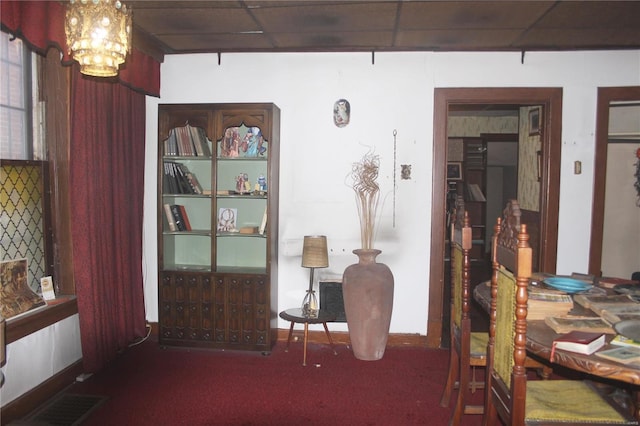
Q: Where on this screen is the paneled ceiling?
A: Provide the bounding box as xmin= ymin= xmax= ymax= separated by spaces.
xmin=129 ymin=1 xmax=640 ymax=62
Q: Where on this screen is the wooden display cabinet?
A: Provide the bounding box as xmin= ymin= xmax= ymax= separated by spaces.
xmin=157 ymin=103 xmax=280 ymax=351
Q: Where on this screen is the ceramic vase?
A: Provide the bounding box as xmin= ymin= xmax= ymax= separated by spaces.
xmin=342 ymin=249 xmax=394 ymax=360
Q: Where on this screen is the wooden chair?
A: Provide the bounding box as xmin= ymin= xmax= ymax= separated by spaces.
xmin=482 ymin=200 xmax=637 ymax=426
xmin=440 ymin=196 xmax=487 ymax=424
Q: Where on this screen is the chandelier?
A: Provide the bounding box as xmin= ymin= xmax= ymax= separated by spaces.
xmin=65 ymin=0 xmax=132 ymax=77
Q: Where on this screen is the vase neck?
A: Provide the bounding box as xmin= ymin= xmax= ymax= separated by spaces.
xmin=353 ymin=249 xmax=382 ymax=264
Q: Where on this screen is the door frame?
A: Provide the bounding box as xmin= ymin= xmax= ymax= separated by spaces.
xmin=427 ymin=88 xmax=562 ymax=348
xmin=588 ymin=86 xmax=640 ymax=276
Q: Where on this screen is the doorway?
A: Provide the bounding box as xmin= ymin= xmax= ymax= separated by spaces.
xmin=589 ymin=86 xmax=640 ymax=277
xmin=427 ymin=88 xmax=562 ymax=348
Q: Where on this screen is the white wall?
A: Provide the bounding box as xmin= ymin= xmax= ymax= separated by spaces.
xmin=0 ymin=315 xmax=82 ymax=406
xmin=142 ymin=50 xmax=640 ymax=335
xmin=602 ymin=143 xmax=640 ymax=279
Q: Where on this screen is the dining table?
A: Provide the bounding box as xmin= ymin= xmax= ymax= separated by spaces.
xmin=473 ymin=280 xmax=640 ymax=419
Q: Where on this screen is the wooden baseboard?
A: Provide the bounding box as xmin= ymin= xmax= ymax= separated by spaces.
xmin=147 ymin=322 xmax=427 ymax=348
xmin=277 ymin=327 xmax=427 ymax=348
xmin=1 ymin=359 xmax=83 ymax=426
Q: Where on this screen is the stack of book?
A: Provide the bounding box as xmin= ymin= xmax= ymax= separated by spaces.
xmin=573 ymin=294 xmax=639 ymax=316
xmin=164 ymin=204 xmax=192 ymax=232
xmin=163 ymin=162 xmax=204 ymax=195
xmin=610 ymin=334 xmax=640 ymax=348
xmin=527 ymin=287 xmax=574 ymax=320
xmin=595 ymin=346 xmax=640 ymax=364
xmin=544 ymin=315 xmax=614 ymax=334
xmin=164 ymin=124 xmax=212 ymax=157
xmin=600 ymin=305 xmax=640 ymax=324
xmin=596 ymin=276 xmax=640 ymax=290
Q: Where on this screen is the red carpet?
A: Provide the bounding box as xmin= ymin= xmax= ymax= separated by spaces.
xmin=67 ymin=338 xmax=483 ymax=426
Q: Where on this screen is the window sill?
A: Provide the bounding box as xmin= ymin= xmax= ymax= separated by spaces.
xmin=5 ymin=296 xmax=78 ymax=344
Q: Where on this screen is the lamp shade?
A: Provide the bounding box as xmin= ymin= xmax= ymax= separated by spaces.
xmin=301 ymin=235 xmax=329 ymax=268
xmin=65 ymin=0 xmax=132 ymax=77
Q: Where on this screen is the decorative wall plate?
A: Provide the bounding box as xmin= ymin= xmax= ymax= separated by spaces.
xmin=333 ymin=99 xmax=350 ymax=127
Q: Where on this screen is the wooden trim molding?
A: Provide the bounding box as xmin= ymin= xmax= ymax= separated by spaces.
xmin=276 ymin=328 xmax=428 ymax=348
xmin=0 ymin=359 xmax=83 ymax=425
xmin=5 ymin=297 xmax=78 ymax=344
xmin=429 ymin=87 xmax=562 ymax=349
xmin=589 ymin=86 xmax=640 ymax=276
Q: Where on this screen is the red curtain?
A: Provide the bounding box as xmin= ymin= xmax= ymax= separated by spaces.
xmin=2 ymin=0 xmax=153 ymax=371
xmin=0 ymin=0 xmax=160 ymax=97
xmin=69 ymin=68 xmax=147 ymax=372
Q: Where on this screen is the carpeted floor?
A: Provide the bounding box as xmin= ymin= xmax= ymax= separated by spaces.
xmin=58 ymin=337 xmax=484 ymax=426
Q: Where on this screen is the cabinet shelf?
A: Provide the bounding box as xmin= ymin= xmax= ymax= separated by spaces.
xmin=158 ymin=103 xmax=280 ymax=352
xmin=163 ymin=155 xmax=211 ymax=161
xmin=163 ymin=193 xmax=211 ymax=198
xmin=217 ymin=157 xmax=267 ymax=162
xmin=216 ymin=232 xmax=266 ymax=238
xmin=163 ymin=230 xmax=212 ymax=236
xmin=216 ymin=194 xmax=267 ymax=199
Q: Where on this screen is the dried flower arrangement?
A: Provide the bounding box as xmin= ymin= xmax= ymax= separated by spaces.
xmin=350 ymin=152 xmax=380 ymax=249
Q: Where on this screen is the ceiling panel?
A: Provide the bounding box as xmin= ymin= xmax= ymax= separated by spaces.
xmin=396 ymin=29 xmax=525 ymax=50
xmin=397 ymin=1 xmax=551 ymax=30
xmin=125 ymin=1 xmax=640 ymax=59
xmin=251 ymin=2 xmax=399 ymax=32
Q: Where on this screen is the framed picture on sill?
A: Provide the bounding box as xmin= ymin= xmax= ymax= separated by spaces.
xmin=529 ymin=107 xmax=541 ymax=135
xmin=447 ymin=162 xmax=463 ymax=181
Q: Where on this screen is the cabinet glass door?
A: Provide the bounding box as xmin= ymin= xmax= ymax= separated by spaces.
xmin=215 ymin=125 xmax=268 ymax=273
xmin=161 ymin=124 xmax=213 ymax=271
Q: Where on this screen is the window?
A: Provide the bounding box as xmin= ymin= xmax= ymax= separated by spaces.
xmin=0 ymin=31 xmax=51 ymax=297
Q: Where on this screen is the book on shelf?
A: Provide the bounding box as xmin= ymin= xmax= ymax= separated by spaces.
xmin=176 ymin=126 xmax=196 ymax=156
xmin=175 ymin=163 xmax=202 ymax=194
xmin=527 ymin=287 xmax=574 ymax=320
xmin=550 ymin=331 xmax=606 ymax=362
xmin=163 ymin=162 xmax=203 ymax=195
xmin=164 ymin=128 xmax=178 ymax=156
xmin=596 ymin=276 xmax=640 ymax=289
xmin=170 ymin=204 xmax=188 ymax=231
xmin=163 ymin=162 xmax=177 ymax=194
xmin=187 ymin=124 xmax=212 ymax=157
xmin=185 ymin=171 xmax=203 ymax=194
xmin=164 ymin=124 xmax=212 ymax=157
xmin=173 ymin=163 xmax=195 ymax=194
xmin=178 ymin=205 xmax=192 ymax=231
xmin=595 ymin=346 xmax=640 ymax=365
xmin=573 ymin=294 xmax=639 ymax=316
xmin=544 ymin=315 xmax=615 ymax=334
xmin=259 ymin=207 xmax=267 ymax=235
xmin=610 ymin=334 xmax=640 ymax=349
xmin=599 ymin=305 xmax=640 ymax=324
xmin=164 ymin=203 xmax=177 ymax=231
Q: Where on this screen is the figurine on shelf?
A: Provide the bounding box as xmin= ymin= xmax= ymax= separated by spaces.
xmin=241 ymin=127 xmax=266 ymax=157
xmin=220 ymin=127 xmax=240 ymax=158
xmin=258 ymin=174 xmax=267 ymax=192
xmin=236 ymin=173 xmax=248 ymax=193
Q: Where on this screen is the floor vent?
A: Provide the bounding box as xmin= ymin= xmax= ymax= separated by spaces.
xmin=16 ymin=393 xmax=107 ymax=426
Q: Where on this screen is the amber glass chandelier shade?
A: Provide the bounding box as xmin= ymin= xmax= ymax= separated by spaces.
xmin=301 ymin=235 xmax=329 ymax=268
xmin=65 ymin=0 xmax=132 ymax=77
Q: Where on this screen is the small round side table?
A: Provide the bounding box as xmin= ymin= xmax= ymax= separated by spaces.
xmin=279 ymin=308 xmax=338 ymax=366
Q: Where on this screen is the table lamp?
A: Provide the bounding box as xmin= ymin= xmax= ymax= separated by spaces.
xmin=301 ymin=235 xmax=329 ymax=318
